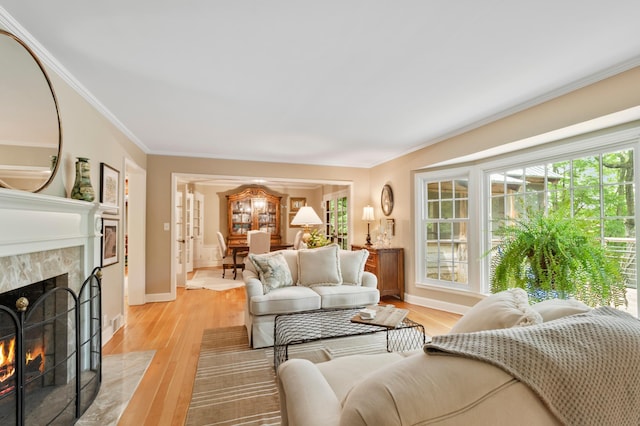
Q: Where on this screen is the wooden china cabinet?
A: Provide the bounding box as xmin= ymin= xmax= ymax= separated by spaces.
xmin=226 ymin=187 xmax=282 ymax=248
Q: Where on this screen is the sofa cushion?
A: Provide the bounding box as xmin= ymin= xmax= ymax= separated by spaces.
xmin=250 ymin=286 xmax=321 ymax=315
xmin=339 ymin=249 xmax=369 ymax=285
xmin=297 ymin=244 xmax=343 ymax=287
xmin=249 ymin=251 xmax=294 ymax=294
xmin=449 ymin=288 xmax=542 ymax=334
xmin=313 ymin=285 xmax=380 ymax=309
xmin=531 ymin=298 xmax=591 ymax=322
xmin=338 ymin=351 xmax=556 ymax=426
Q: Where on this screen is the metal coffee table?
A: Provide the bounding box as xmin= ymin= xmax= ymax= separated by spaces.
xmin=273 ymin=307 xmax=426 ymax=370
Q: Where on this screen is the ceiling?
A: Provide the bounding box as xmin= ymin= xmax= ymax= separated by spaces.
xmin=1 ymin=1 xmax=640 ymax=168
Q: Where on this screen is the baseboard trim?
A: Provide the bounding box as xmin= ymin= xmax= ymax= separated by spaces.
xmin=102 ymin=328 xmax=113 ymax=346
xmin=403 ymin=293 xmax=472 ymax=316
xmin=145 ymin=292 xmax=175 ymax=303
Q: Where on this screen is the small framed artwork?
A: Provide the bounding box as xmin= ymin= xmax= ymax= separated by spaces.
xmin=289 ymin=212 xmax=303 ymax=228
xmin=290 ymin=197 xmax=306 ymax=212
xmin=385 ymin=218 xmax=396 ymax=236
xmin=100 ymin=163 xmax=120 ymax=211
xmin=101 ymin=218 xmax=119 ymax=267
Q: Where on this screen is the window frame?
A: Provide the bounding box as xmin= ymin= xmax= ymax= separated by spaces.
xmin=415 ymin=166 xmax=483 ymax=294
xmin=323 ymin=189 xmax=350 ymax=249
xmin=415 ymin=123 xmax=640 ymax=297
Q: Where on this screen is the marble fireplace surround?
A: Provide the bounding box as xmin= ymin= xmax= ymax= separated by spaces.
xmin=0 ymin=188 xmax=105 ymax=295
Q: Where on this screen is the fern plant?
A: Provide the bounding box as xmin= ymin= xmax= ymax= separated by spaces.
xmin=490 ymin=210 xmax=627 ymax=308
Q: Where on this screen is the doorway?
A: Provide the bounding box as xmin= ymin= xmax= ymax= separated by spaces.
xmin=169 ymin=174 xmax=353 ymax=300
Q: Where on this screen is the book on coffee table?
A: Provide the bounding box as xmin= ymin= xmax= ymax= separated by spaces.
xmin=351 ymin=305 xmax=409 ymax=328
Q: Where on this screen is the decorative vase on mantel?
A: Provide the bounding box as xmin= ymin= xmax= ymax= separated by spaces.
xmin=70 ymin=157 xmax=95 ymax=201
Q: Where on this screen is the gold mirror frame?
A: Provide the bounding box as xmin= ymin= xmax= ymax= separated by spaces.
xmin=0 ymin=29 xmax=62 ymax=193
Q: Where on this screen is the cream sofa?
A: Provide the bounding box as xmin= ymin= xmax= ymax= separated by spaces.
xmin=277 ymin=290 xmax=640 ymax=425
xmin=243 ymin=244 xmax=380 ymax=348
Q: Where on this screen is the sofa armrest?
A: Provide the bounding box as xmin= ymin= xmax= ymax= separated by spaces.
xmin=242 ymin=270 xmax=265 ymax=299
xmin=361 ymin=271 xmax=377 ymax=288
xmin=277 ymin=359 xmax=342 ymax=426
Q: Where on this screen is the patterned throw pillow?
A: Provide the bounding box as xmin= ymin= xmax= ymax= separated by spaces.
xmin=249 ymin=252 xmax=294 ymax=294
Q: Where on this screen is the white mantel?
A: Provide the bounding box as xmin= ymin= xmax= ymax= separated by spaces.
xmin=0 ymin=188 xmax=107 ymax=293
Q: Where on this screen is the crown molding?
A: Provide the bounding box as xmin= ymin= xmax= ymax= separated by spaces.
xmin=0 ymin=6 xmax=149 ymax=154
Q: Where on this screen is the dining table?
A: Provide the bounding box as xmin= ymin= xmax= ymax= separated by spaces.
xmin=231 ymin=243 xmax=294 ymax=278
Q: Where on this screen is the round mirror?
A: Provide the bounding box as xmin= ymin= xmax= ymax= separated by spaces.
xmin=0 ymin=30 xmax=62 ymax=192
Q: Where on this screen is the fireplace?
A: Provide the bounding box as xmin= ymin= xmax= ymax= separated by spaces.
xmin=0 ymin=188 xmax=109 ymax=425
xmin=0 ymin=269 xmax=102 ymax=425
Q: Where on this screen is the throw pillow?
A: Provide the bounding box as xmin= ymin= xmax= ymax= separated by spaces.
xmin=248 ymin=252 xmax=293 ymax=294
xmin=449 ymin=288 xmax=542 ymax=334
xmin=531 ymin=298 xmax=591 ymax=322
xmin=339 ymin=249 xmax=369 ymax=285
xmin=297 ymin=244 xmax=342 ymax=287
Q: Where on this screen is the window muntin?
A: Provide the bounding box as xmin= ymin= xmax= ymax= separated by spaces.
xmin=488 ymin=148 xmax=636 ymax=294
xmin=325 ymin=194 xmax=349 ymax=249
xmin=422 ymin=179 xmax=469 ymax=285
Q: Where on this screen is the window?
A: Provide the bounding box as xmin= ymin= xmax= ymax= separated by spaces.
xmin=488 ymin=148 xmax=636 ymax=293
xmin=424 ymin=179 xmax=469 ymax=284
xmin=415 ymin=124 xmax=639 ymax=315
xmin=416 ymin=169 xmax=478 ymax=291
xmin=324 ymin=193 xmax=349 ymax=249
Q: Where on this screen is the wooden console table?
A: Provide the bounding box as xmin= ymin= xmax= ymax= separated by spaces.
xmin=352 ymin=245 xmax=404 ymax=300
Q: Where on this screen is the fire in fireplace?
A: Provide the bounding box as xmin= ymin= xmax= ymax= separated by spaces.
xmin=0 ymin=337 xmax=44 ymax=397
xmin=0 ymin=268 xmax=102 ymax=426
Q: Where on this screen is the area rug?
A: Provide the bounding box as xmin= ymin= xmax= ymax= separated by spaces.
xmin=186 ymin=269 xmax=245 ymax=291
xmin=185 ymin=326 xmax=416 ymax=425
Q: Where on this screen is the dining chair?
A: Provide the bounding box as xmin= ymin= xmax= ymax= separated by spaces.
xmin=293 ymin=230 xmax=304 ymax=250
xmin=248 ymin=230 xmax=271 ymax=254
xmin=217 ymin=231 xmax=244 ymax=279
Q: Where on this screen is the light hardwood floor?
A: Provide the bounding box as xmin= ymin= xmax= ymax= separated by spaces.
xmin=104 ymin=271 xmax=461 ymax=425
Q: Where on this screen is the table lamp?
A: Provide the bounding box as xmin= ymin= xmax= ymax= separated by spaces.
xmin=291 ymin=206 xmax=323 ymax=242
xmin=362 ymin=205 xmax=375 ymax=246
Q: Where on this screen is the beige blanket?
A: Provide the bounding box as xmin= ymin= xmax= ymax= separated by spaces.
xmin=425 ymin=307 xmax=640 ymax=426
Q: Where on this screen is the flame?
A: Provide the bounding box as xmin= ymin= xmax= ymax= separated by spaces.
xmin=0 ymin=338 xmax=45 ymax=385
xmin=0 ymin=339 xmax=16 ymax=383
xmin=26 ymin=345 xmax=45 ymax=372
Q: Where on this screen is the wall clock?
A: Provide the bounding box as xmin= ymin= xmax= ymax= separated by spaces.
xmin=381 ymin=184 xmax=394 ymax=216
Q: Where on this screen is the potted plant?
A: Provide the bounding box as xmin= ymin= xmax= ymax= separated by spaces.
xmin=306 ymin=229 xmax=332 ymax=248
xmin=490 ymin=209 xmax=627 ymax=308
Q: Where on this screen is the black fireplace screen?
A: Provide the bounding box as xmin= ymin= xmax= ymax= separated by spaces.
xmin=0 ymin=267 xmax=102 ymax=425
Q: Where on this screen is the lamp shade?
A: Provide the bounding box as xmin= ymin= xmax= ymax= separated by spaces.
xmin=291 ymin=206 xmax=323 ymax=226
xmin=362 ymin=205 xmax=375 ymax=221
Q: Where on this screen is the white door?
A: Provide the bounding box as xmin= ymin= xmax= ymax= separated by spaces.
xmin=323 ymin=190 xmax=349 ymax=249
xmin=185 ymin=191 xmax=194 ymax=274
xmin=193 ymin=192 xmax=204 ymax=268
xmin=175 ymin=189 xmax=186 ymax=286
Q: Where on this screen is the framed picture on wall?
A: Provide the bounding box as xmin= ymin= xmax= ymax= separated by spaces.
xmin=100 ymin=163 xmax=120 ymax=211
xmin=102 ymin=218 xmax=119 ymax=267
xmin=289 ymin=212 xmax=303 ymax=228
xmin=385 ymin=218 xmax=396 ymax=236
xmin=290 ymin=197 xmax=306 ymax=212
